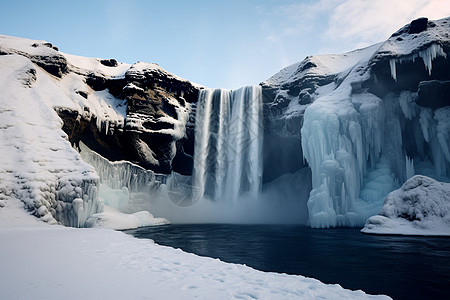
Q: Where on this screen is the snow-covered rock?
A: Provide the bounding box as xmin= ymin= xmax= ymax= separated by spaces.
xmin=0 ymin=54 xmax=101 ymax=226
xmin=0 ymin=33 xmax=205 ymax=225
xmin=262 ymin=16 xmax=450 ymax=228
xmin=362 ymin=175 xmax=450 ymax=236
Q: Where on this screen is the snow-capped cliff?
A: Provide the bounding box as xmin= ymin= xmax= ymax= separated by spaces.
xmin=0 ymin=34 xmax=200 ymax=226
xmin=263 ymin=17 xmax=450 ymax=228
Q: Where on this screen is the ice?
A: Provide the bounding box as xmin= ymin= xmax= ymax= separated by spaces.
xmin=302 ymin=80 xmax=450 ymax=228
xmin=362 ymin=175 xmax=450 ymax=236
xmin=389 ymin=44 xmax=447 ymax=80
xmin=301 ymin=86 xmax=390 ymax=227
xmin=389 ymin=59 xmax=397 ymax=81
xmin=405 ymin=156 xmax=415 ymax=180
xmin=79 ymin=142 xmax=171 ymax=228
xmin=79 ymin=142 xmax=164 ymax=193
xmin=193 ymin=86 xmax=263 ymax=202
xmin=419 ymin=43 xmax=447 ymax=75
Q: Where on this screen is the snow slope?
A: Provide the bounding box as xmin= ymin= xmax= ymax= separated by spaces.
xmin=0 ymin=197 xmax=390 ymax=300
xmin=0 ymin=35 xmax=170 ymax=227
xmin=0 ymin=54 xmax=101 ymax=227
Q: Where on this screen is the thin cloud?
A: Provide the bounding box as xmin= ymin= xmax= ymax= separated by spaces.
xmin=325 ymin=0 xmax=450 ymax=50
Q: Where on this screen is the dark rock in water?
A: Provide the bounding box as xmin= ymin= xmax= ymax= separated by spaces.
xmin=100 ymin=58 xmax=118 ymax=67
xmin=417 ymin=80 xmax=450 ymax=109
xmin=408 ymin=17 xmax=428 ymax=34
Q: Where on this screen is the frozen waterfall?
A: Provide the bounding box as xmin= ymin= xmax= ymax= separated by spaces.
xmin=193 ymin=86 xmax=263 ymax=202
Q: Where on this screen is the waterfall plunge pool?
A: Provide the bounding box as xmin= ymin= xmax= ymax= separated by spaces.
xmin=124 ymin=224 xmax=450 ymax=300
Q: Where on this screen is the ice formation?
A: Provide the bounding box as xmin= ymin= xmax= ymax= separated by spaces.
xmin=79 ymin=142 xmax=170 ymax=228
xmin=301 ymin=40 xmax=450 ymax=228
xmin=362 ymin=175 xmax=450 ymax=236
xmin=389 ymin=44 xmax=447 ymax=81
xmin=193 ymin=86 xmax=263 ymax=202
xmin=79 ymin=142 xmax=165 ymax=194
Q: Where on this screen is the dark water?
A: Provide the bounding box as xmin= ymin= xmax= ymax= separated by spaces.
xmin=125 ymin=224 xmax=450 ymax=300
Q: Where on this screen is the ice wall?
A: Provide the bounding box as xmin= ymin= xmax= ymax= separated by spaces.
xmin=302 ymin=49 xmax=450 ymax=228
xmin=193 ymin=86 xmax=263 ymax=202
xmin=301 ymin=89 xmax=396 ymax=228
xmin=80 ymin=142 xmax=166 ymax=194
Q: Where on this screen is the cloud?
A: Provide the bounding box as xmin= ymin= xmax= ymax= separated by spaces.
xmin=325 ymin=0 xmax=450 ymax=50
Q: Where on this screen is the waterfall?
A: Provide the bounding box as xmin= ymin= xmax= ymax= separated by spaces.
xmin=193 ymin=86 xmax=263 ymax=202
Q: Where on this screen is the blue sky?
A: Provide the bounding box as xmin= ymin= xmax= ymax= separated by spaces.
xmin=1 ymin=0 xmax=449 ymax=89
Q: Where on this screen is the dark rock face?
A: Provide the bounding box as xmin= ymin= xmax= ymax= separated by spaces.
xmin=417 ymin=80 xmax=450 ymax=109
xmin=408 ymin=17 xmax=429 ymax=34
xmin=100 ymin=58 xmax=118 ymax=67
xmin=32 ymin=54 xmax=68 ymax=77
xmin=120 ymin=64 xmax=200 ymax=173
xmin=58 ymin=61 xmax=202 ymax=175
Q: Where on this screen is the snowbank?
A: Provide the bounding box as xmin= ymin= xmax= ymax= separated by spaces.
xmin=0 ymin=198 xmax=390 ymax=300
xmin=85 ymin=205 xmax=169 ymax=230
xmin=362 ymin=175 xmax=450 ymax=236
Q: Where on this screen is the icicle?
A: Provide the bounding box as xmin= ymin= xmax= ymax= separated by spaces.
xmin=389 ymin=59 xmax=397 ymax=81
xmin=405 ymin=155 xmax=415 ymax=180
xmin=418 ymin=44 xmax=447 ymax=76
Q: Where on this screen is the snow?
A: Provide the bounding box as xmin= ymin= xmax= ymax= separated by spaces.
xmin=380 ymin=17 xmax=450 ymax=58
xmin=362 ymin=175 xmax=450 ymax=236
xmin=0 ymin=37 xmax=146 ymax=227
xmin=63 ymin=53 xmax=130 ymax=78
xmin=85 ymin=205 xmax=169 ymax=230
xmin=0 ymin=54 xmax=101 ymax=227
xmin=127 ymin=61 xmax=205 ymax=89
xmin=265 ymin=43 xmax=382 ymax=87
xmin=0 ymin=198 xmax=390 ymax=300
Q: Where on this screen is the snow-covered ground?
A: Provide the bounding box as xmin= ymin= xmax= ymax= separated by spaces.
xmin=362 ymin=175 xmax=450 ymax=236
xmin=0 ymin=198 xmax=390 ymax=300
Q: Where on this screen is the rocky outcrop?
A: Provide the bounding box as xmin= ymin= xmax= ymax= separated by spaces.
xmin=62 ymin=62 xmax=202 ymax=174
xmin=363 ymin=18 xmax=450 ymax=97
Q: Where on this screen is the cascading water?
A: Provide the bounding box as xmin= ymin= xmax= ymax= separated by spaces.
xmin=193 ymin=86 xmax=263 ymax=203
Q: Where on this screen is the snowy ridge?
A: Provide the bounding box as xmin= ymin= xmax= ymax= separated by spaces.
xmin=266 ymin=43 xmax=381 ymax=87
